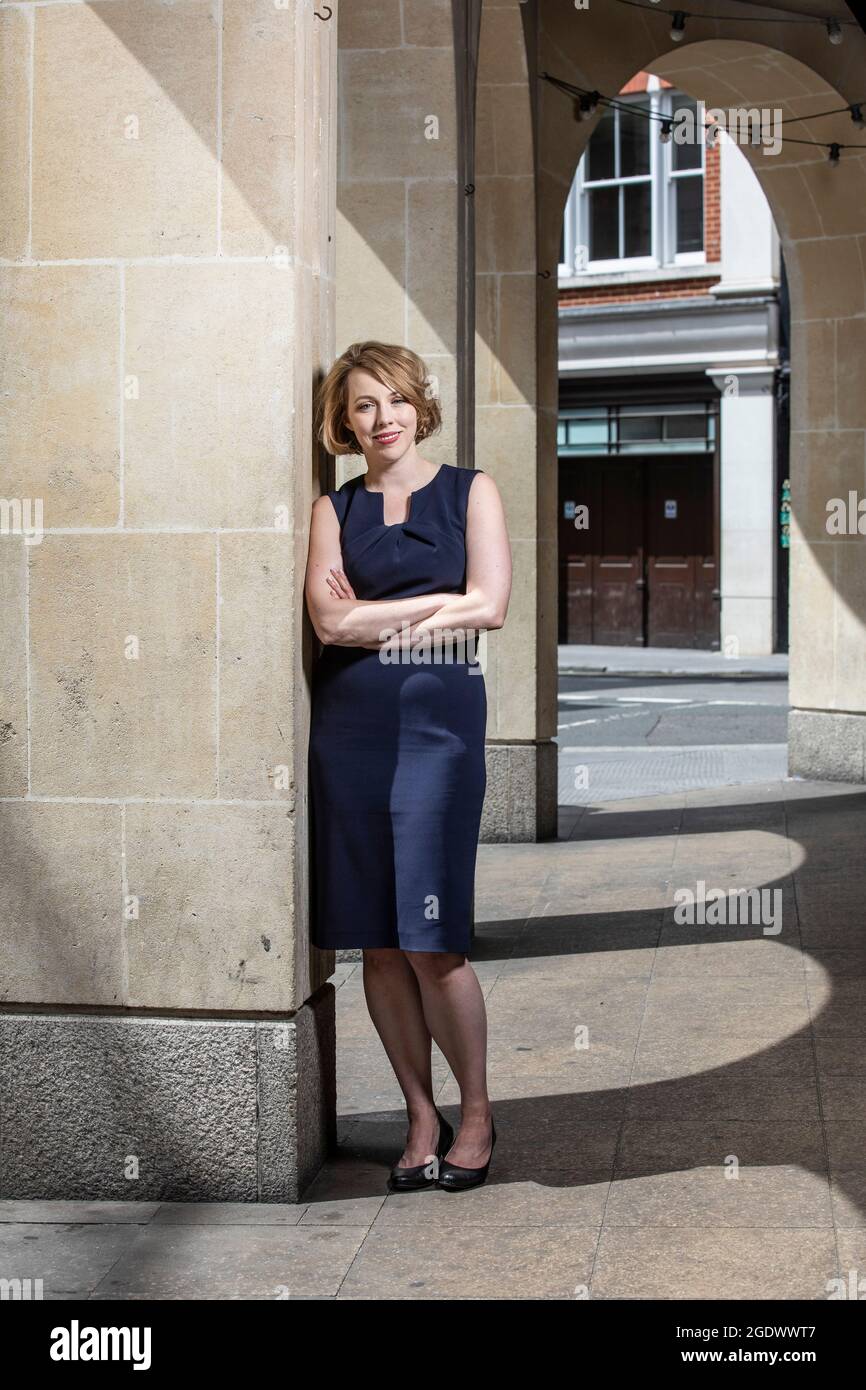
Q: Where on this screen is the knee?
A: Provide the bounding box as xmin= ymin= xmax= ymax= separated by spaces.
xmin=362 ymin=947 xmax=404 ymax=970
xmin=403 ymin=950 xmax=466 ymax=982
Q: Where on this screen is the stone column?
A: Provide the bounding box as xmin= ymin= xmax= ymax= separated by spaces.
xmin=705 ymin=129 xmax=779 ymax=657
xmin=707 ymin=369 xmax=778 ymax=656
xmin=0 ymin=0 xmax=337 ymax=1201
xmin=336 ymin=1 xmax=460 ymax=483
xmin=336 ymin=0 xmax=557 ymax=842
xmin=475 ymin=0 xmax=558 ymax=841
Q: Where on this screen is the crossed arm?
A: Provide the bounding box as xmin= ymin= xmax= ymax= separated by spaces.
xmin=303 ymin=472 xmax=512 ymax=651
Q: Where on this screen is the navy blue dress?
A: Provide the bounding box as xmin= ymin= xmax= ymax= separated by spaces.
xmin=309 ymin=463 xmax=487 ymax=953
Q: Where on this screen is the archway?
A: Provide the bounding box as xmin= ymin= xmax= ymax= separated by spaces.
xmin=475 ymin=9 xmax=866 ymax=822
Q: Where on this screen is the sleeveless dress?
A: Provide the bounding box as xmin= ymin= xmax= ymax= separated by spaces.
xmin=309 ymin=463 xmax=487 ymax=953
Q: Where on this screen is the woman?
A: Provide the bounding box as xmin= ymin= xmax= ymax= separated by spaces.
xmin=304 ymin=341 xmax=512 ymax=1193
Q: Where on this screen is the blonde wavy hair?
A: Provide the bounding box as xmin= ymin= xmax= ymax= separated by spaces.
xmin=316 ymin=340 xmax=442 ymax=456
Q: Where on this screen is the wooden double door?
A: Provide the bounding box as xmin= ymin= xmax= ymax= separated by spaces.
xmin=558 ymin=455 xmax=719 ymax=648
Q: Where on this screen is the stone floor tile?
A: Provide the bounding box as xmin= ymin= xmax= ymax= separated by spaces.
xmin=0 ymin=1222 xmax=144 ymax=1300
xmin=89 ymin=1223 xmax=367 ymax=1300
xmin=590 ymin=1228 xmax=838 ymax=1299
xmin=336 ymin=1223 xmax=601 ymax=1299
xmin=605 ymin=1165 xmax=833 ymax=1227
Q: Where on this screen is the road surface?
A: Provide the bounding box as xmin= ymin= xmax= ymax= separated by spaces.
xmin=556 ymin=673 xmax=789 ymax=803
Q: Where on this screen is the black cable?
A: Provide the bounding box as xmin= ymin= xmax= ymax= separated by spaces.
xmin=540 ymin=72 xmax=866 ymax=154
xmin=616 ymin=0 xmax=856 ymax=27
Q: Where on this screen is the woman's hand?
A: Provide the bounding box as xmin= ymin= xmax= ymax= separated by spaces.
xmin=326 ymin=566 xmax=356 ymax=601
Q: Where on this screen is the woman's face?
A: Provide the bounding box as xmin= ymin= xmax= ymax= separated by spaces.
xmin=343 ymin=367 xmax=418 ymax=461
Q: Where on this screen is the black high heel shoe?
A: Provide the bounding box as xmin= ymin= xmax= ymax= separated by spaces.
xmin=387 ymin=1107 xmax=454 ymax=1192
xmin=436 ymin=1114 xmax=496 ymax=1192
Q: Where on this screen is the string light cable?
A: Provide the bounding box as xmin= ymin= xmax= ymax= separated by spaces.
xmin=617 ymin=0 xmax=857 ymax=46
xmin=540 ymin=68 xmax=866 ymax=162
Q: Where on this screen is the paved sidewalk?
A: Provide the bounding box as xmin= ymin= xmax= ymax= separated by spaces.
xmin=1 ymin=777 xmax=864 ymax=1299
xmin=559 ymin=643 xmax=789 ymax=679
xmin=558 ymin=744 xmax=790 ymax=802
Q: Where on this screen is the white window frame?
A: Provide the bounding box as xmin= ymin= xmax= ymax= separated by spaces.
xmin=560 ymin=79 xmax=706 ymax=277
xmin=665 ymin=94 xmax=706 ymax=267
xmin=559 ymin=194 xmax=578 ymax=278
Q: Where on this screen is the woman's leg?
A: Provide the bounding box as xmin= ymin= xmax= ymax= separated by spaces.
xmin=402 ymin=951 xmax=493 ymax=1167
xmin=361 ymin=947 xmax=441 ymax=1167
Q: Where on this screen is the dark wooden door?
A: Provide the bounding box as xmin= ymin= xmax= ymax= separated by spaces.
xmin=559 ymin=453 xmax=719 ymax=649
xmin=558 ymin=459 xmax=644 ymax=645
xmin=646 ymin=459 xmax=718 ymax=648
xmin=559 ymin=459 xmax=592 ymax=643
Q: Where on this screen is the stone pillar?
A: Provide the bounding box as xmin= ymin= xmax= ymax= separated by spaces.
xmin=707 ymin=368 xmax=777 ymax=656
xmin=777 ymin=76 xmax=866 ymax=782
xmin=0 ymin=0 xmax=337 ymax=1201
xmin=474 ymin=0 xmax=558 ymax=841
xmin=336 ymin=1 xmax=556 ymax=842
xmin=336 ymin=1 xmax=460 ymax=482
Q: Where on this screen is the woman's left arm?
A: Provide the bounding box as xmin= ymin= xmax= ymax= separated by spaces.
xmin=411 ymin=472 xmax=512 ymax=638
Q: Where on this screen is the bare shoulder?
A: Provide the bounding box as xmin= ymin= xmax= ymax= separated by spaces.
xmin=469 ymin=469 xmax=499 ymax=492
xmin=311 ymin=493 xmax=339 ymax=523
xmin=468 ymin=470 xmax=504 ymax=507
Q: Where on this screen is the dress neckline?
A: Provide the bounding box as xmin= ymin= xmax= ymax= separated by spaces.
xmin=360 ymin=464 xmax=445 ymax=527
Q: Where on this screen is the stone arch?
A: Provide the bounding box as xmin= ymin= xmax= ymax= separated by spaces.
xmin=642 ymin=40 xmax=866 ymax=779
xmin=475 ymin=3 xmax=866 ymax=797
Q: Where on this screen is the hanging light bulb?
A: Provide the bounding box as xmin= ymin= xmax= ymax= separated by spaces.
xmin=826 ymin=20 xmax=843 ymax=45
xmin=828 ymin=143 xmax=841 ymax=163
xmin=659 ymin=119 xmax=673 ymax=144
xmin=574 ymin=91 xmax=600 ymax=121
xmin=850 ymin=103 xmax=864 ymax=127
xmin=670 ymin=11 xmax=686 ymax=42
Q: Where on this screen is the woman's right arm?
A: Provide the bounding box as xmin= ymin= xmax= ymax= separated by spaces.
xmin=304 ymin=495 xmax=454 ymax=646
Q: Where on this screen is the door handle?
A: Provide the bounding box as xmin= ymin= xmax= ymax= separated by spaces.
xmin=635 ymin=578 xmax=647 ymax=589
xmin=711 ymin=588 xmax=721 ymax=600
